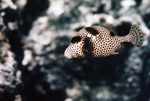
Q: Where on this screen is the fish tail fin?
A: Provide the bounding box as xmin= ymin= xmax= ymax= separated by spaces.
xmin=129 ymin=24 xmax=144 ymax=47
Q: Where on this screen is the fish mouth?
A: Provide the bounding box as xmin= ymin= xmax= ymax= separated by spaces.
xmin=64 ymin=51 xmax=72 ymax=59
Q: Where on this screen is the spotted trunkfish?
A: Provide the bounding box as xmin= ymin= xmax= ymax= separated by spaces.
xmin=64 ymin=24 xmax=144 ymax=59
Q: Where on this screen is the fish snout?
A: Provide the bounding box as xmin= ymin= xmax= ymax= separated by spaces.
xmin=64 ymin=50 xmax=72 ymax=59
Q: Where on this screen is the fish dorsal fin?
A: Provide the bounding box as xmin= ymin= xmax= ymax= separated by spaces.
xmin=103 ymin=23 xmax=118 ymax=36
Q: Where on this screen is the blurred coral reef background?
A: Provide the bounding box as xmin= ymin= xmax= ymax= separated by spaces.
xmin=0 ymin=0 xmax=150 ymax=101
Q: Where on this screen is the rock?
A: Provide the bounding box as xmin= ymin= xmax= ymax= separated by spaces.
xmin=0 ymin=31 xmax=21 ymax=100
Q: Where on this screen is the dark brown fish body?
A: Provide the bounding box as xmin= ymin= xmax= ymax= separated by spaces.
xmin=64 ymin=24 xmax=144 ymax=59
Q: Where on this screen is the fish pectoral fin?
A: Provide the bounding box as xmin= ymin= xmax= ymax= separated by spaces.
xmin=115 ymin=43 xmax=124 ymax=53
xmin=112 ymin=52 xmax=119 ymax=55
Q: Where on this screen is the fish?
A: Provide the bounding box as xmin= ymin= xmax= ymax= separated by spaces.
xmin=64 ymin=23 xmax=144 ymax=59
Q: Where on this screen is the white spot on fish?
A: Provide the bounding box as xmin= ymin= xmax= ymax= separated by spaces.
xmin=87 ymin=33 xmax=91 ymax=37
xmin=92 ymin=36 xmax=96 ymax=41
xmin=84 ymin=32 xmax=88 ymax=35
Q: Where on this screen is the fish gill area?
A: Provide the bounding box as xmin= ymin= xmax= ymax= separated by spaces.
xmin=0 ymin=0 xmax=150 ymax=101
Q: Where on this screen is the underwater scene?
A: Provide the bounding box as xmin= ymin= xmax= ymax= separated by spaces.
xmin=0 ymin=0 xmax=150 ymax=101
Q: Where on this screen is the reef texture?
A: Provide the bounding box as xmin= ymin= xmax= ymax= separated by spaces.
xmin=0 ymin=0 xmax=150 ymax=101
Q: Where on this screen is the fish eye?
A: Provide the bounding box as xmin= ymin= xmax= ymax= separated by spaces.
xmin=71 ymin=36 xmax=81 ymax=43
xmin=110 ymin=31 xmax=115 ymax=37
